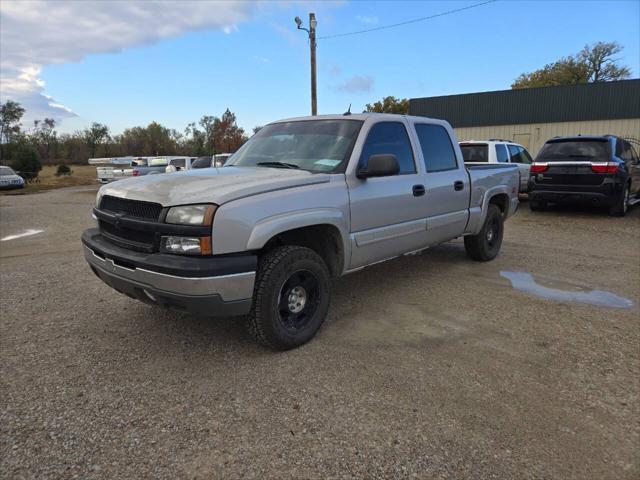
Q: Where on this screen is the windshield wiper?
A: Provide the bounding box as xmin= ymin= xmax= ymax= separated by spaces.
xmin=256 ymin=161 xmax=300 ymax=169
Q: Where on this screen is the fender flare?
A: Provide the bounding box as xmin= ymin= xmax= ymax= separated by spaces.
xmin=246 ymin=207 xmax=350 ymax=256
xmin=468 ymin=186 xmax=512 ymax=234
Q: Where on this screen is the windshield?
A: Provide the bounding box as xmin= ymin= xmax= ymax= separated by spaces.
xmin=148 ymin=157 xmax=169 ymax=166
xmin=228 ymin=119 xmax=363 ymax=173
xmin=0 ymin=166 xmax=16 ymax=176
xmin=536 ymin=140 xmax=610 ymax=161
xmin=460 ymin=144 xmax=488 ymax=162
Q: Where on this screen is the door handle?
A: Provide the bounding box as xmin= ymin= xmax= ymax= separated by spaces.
xmin=412 ymin=184 xmax=426 ymax=197
xmin=454 ymin=181 xmax=465 ymax=191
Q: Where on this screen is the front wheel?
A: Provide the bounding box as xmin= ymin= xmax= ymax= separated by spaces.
xmin=464 ymin=204 xmax=504 ymax=261
xmin=247 ymin=246 xmax=331 ymax=350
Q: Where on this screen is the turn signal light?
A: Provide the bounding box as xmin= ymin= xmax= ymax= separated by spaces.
xmin=590 ymin=162 xmax=619 ymax=174
xmin=530 ymin=163 xmax=548 ymax=173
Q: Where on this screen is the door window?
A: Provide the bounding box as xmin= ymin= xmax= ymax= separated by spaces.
xmin=359 ymin=122 xmax=416 ymax=174
xmin=414 ymin=124 xmax=458 ymax=172
xmin=496 ymin=144 xmax=509 ymax=163
xmin=508 ymin=145 xmax=532 ymax=164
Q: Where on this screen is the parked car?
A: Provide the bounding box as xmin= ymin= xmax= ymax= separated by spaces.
xmin=0 ymin=166 xmax=25 ymax=190
xmin=459 ymin=139 xmax=533 ymax=192
xmin=91 ymin=157 xmax=140 ymax=183
xmin=82 ymin=113 xmax=519 ymax=350
xmin=190 ymin=154 xmax=234 ymax=169
xmin=213 ymin=153 xmax=233 ymax=167
xmin=191 ymin=156 xmax=214 ymax=169
xmin=132 ymin=156 xmax=193 ymax=176
xmin=528 ymin=135 xmax=640 ymax=216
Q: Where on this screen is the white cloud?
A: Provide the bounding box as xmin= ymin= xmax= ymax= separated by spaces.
xmin=335 ymin=75 xmax=374 ymax=93
xmin=0 ymin=0 xmax=256 ymax=126
xmin=356 ymin=15 xmax=378 ymax=25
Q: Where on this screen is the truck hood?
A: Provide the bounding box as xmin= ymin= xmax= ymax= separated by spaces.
xmin=98 ymin=166 xmax=331 ymax=206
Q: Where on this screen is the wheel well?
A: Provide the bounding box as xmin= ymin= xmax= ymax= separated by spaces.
xmin=261 ymin=224 xmax=344 ymax=276
xmin=489 ymin=193 xmax=509 ymax=217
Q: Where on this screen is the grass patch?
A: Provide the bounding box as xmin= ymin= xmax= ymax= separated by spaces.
xmin=1 ymin=165 xmax=98 ymax=195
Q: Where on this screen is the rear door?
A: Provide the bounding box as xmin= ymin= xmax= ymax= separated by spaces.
xmin=413 ymin=122 xmax=470 ymax=243
xmin=507 ymin=144 xmax=532 ymax=192
xmin=621 ymin=140 xmax=640 ymax=196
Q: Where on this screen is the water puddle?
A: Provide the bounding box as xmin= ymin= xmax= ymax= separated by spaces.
xmin=500 ymin=271 xmax=633 ymax=309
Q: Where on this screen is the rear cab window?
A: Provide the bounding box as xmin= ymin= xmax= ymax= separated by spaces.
xmin=460 ymin=143 xmax=488 ymax=163
xmin=414 ymin=124 xmax=458 ymax=172
xmin=360 ymin=122 xmax=416 ymax=174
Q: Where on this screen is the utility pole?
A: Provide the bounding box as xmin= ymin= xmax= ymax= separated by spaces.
xmin=295 ymin=13 xmax=318 ymax=115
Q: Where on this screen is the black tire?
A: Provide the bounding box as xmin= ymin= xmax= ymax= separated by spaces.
xmin=247 ymin=245 xmax=330 ymax=350
xmin=609 ymin=183 xmax=630 ymax=217
xmin=529 ymin=198 xmax=547 ymax=211
xmin=464 ymin=204 xmax=504 ymax=261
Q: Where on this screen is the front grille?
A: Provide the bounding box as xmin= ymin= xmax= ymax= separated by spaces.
xmin=99 ymin=220 xmax=156 ymax=252
xmin=100 ymin=195 xmax=162 ymax=221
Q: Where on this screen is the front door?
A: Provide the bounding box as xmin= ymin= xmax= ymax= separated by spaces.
xmin=347 ymin=121 xmax=428 ymax=269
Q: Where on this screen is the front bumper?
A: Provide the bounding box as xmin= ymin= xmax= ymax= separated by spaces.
xmin=82 ymin=228 xmax=256 ymax=316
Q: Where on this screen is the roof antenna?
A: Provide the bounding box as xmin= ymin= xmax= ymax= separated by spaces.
xmin=344 ymin=103 xmax=351 ymax=116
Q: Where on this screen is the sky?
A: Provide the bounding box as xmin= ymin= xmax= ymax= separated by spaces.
xmin=1 ymin=0 xmax=639 ymax=136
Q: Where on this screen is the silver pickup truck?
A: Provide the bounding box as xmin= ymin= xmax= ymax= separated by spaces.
xmin=82 ymin=114 xmax=519 ymax=350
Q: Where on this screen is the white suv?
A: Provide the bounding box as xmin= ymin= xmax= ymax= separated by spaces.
xmin=459 ymin=140 xmax=533 ymax=193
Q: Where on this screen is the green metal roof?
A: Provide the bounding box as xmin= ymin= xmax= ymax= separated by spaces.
xmin=409 ymin=79 xmax=640 ymax=128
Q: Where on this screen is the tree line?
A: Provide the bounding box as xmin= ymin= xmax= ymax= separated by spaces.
xmin=0 ymin=103 xmax=254 ymax=167
xmin=0 ymin=40 xmax=631 ymax=173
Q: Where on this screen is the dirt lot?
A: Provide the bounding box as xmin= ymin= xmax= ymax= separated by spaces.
xmin=1 ymin=186 xmax=638 ymax=479
xmin=0 ymin=165 xmax=98 ymax=195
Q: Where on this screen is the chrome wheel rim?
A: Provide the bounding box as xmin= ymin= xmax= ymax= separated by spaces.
xmin=277 ymin=270 xmax=320 ymax=332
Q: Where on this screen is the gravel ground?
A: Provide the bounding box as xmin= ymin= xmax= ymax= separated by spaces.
xmin=1 ymin=186 xmax=638 ymax=479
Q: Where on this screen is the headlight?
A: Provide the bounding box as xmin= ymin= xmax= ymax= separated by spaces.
xmin=160 ymin=236 xmax=212 ymax=255
xmin=165 ymin=204 xmax=216 ymax=225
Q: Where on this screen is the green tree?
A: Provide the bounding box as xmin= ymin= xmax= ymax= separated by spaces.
xmin=0 ymin=100 xmax=25 ymax=161
xmin=10 ymin=144 xmax=41 ymax=179
xmin=363 ymin=96 xmax=409 ymax=114
xmin=30 ymin=118 xmax=58 ymax=162
xmin=580 ymin=41 xmax=632 ymax=82
xmin=84 ymin=122 xmax=110 ymax=158
xmin=512 ymin=41 xmax=631 ymax=89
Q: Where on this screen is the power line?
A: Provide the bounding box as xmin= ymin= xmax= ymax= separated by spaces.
xmin=317 ymin=0 xmax=498 ymax=40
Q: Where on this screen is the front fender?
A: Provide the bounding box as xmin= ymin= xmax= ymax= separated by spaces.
xmin=246 ymin=207 xmax=350 ymax=252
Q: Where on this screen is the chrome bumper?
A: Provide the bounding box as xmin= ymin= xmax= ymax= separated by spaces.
xmin=84 ymin=245 xmax=255 ymax=302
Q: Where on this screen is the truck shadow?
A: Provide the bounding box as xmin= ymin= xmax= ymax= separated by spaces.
xmin=127 ymin=241 xmax=474 ymax=355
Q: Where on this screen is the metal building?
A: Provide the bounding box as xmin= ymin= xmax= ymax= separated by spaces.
xmin=409 ymin=79 xmax=640 ymax=155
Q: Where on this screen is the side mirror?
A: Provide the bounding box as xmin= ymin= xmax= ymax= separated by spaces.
xmin=356 ymin=154 xmax=400 ymax=179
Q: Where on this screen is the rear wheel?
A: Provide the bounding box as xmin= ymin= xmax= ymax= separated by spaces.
xmin=609 ymin=183 xmax=630 ymax=217
xmin=247 ymin=245 xmax=330 ymax=350
xmin=464 ymin=204 xmax=504 ymax=261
